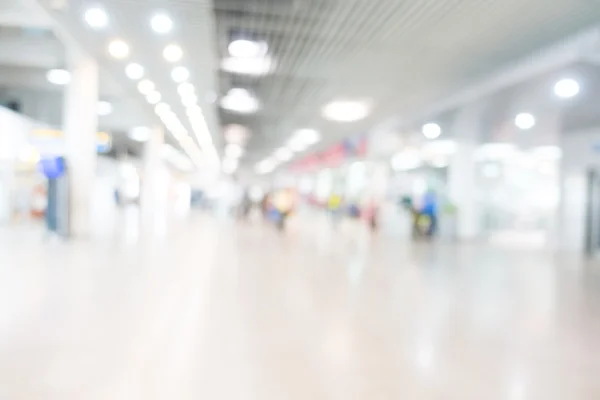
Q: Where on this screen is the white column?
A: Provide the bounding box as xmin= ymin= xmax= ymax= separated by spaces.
xmin=448 ymin=104 xmax=483 ymax=240
xmin=140 ymin=127 xmax=166 ymax=231
xmin=63 ymin=48 xmax=98 ymax=237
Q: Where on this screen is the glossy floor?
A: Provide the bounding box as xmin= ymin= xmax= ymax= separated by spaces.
xmin=1 ymin=214 xmax=600 ymax=399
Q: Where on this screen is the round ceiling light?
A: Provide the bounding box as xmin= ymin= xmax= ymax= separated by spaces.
xmin=222 ymin=158 xmax=239 ymax=174
xmin=154 ymin=102 xmax=171 ymax=116
xmin=150 ymin=13 xmax=172 ymax=34
xmin=146 ymin=91 xmax=161 ymax=104
xmin=220 ymin=88 xmax=259 ymax=114
xmin=554 ymin=78 xmax=579 ymax=99
xmin=97 ymin=101 xmax=113 ymax=116
xmin=108 ymin=39 xmax=129 ymax=59
xmin=514 ymin=113 xmax=535 ymax=130
xmin=129 ymin=127 xmax=151 ymax=142
xmin=163 ymin=44 xmax=183 ymax=62
xmin=137 ymin=79 xmax=155 ymax=95
xmin=255 ymin=158 xmax=276 ymax=174
xmin=224 ymin=124 xmax=250 ymax=145
xmin=125 ymin=63 xmax=144 ymax=80
xmin=275 ymin=147 xmax=293 ymax=161
xmin=84 ymin=7 xmax=108 ymax=29
xmin=422 ymin=122 xmax=441 ymax=139
xmin=46 ymin=68 xmax=70 ymax=85
xmin=322 ymin=100 xmax=370 ymax=122
xmin=181 ymin=94 xmax=198 ymax=108
xmin=171 ymin=66 xmax=190 ymax=82
xmin=225 ymin=143 xmax=244 ymax=159
xmin=228 ymin=39 xmax=268 ymax=58
xmin=178 ymin=82 xmax=195 ymax=97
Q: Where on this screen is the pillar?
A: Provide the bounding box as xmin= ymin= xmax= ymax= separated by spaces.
xmin=140 ymin=127 xmax=167 ymax=232
xmin=63 ymin=48 xmax=98 ymax=236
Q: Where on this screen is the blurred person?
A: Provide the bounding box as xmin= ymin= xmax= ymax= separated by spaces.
xmin=273 ymin=188 xmax=295 ymax=231
xmin=420 ymin=190 xmax=438 ymax=238
xmin=327 ymin=192 xmax=343 ymax=226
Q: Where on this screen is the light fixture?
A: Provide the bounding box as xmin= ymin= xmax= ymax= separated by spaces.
xmin=255 ymin=158 xmax=276 ymax=174
xmin=181 ymin=94 xmax=198 ymax=108
xmin=514 ymin=112 xmax=535 ymax=130
xmin=125 ymin=63 xmax=144 ymax=80
xmin=137 ymin=79 xmax=155 ymax=95
xmin=46 ymin=68 xmax=70 ymax=85
xmin=222 ymin=158 xmax=239 ymax=174
xmin=391 ymin=149 xmax=422 ymax=171
xmin=84 ymin=7 xmax=108 ymax=29
xmin=297 ymin=128 xmax=320 ymax=145
xmin=423 ymin=139 xmax=456 ymax=155
xmin=532 ymin=145 xmax=562 ymax=160
xmin=322 ymin=100 xmax=370 ymax=122
xmin=163 ymin=44 xmax=183 ymax=62
xmin=224 ymin=124 xmax=250 ymax=145
xmin=146 ymin=91 xmax=161 ymax=104
xmin=177 ymin=82 xmax=195 ymax=97
xmin=225 ymin=143 xmax=244 ymax=159
xmin=129 ymin=127 xmax=151 ymax=142
xmin=171 ymin=66 xmax=190 ymax=82
xmin=97 ymin=101 xmax=113 ymax=116
xmin=220 ymin=88 xmax=259 ymax=114
xmin=422 ymin=122 xmax=441 ymax=139
xmin=221 ymin=56 xmax=274 ymax=76
xmin=108 ymin=39 xmax=129 ymax=59
xmin=154 ymin=102 xmax=170 ymax=116
xmin=275 ymin=147 xmax=293 ymax=161
xmin=554 ymin=78 xmax=579 ymax=99
xmin=228 ymin=39 xmax=268 ymax=58
xmin=150 ymin=12 xmax=172 ymax=34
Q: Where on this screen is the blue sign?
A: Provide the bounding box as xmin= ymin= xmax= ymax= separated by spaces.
xmin=39 ymin=156 xmax=66 ymax=179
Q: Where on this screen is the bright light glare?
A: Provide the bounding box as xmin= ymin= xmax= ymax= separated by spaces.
xmin=163 ymin=44 xmax=183 ymax=62
xmin=322 ymin=100 xmax=370 ymax=122
xmin=222 ymin=158 xmax=239 ymax=174
xmin=220 ymin=88 xmax=259 ymax=114
xmin=171 ymin=66 xmax=190 ymax=82
xmin=391 ymin=149 xmax=422 ymax=171
xmin=476 ymin=143 xmax=516 ymax=160
xmin=225 ymin=144 xmax=244 ymax=159
xmin=554 ymin=78 xmax=579 ymax=99
xmin=514 ymin=113 xmax=535 ymax=130
xmin=84 ymin=7 xmax=108 ymax=29
xmin=151 ymin=13 xmax=172 ymax=34
xmin=108 ymin=39 xmax=129 ymax=59
xmin=532 ymin=145 xmax=562 ymax=160
xmin=129 ymin=127 xmax=151 ymax=142
xmin=422 ymin=122 xmax=441 ymax=139
xmin=255 ymin=159 xmax=276 ymax=174
xmin=275 ymin=147 xmax=293 ymax=161
xmin=482 ymin=163 xmax=501 ymax=178
xmin=137 ymin=79 xmax=155 ymax=95
xmin=221 ymin=56 xmax=274 ymax=76
xmin=146 ymin=91 xmax=161 ymax=104
xmin=178 ymin=82 xmax=195 ymax=97
xmin=423 ymin=139 xmax=456 ymax=154
xmin=228 ymin=39 xmax=268 ymax=58
xmin=288 ymin=128 xmax=320 ymax=152
xmin=97 ymin=101 xmax=113 ymax=116
xmin=46 ymin=69 xmax=70 ymax=85
xmin=224 ymin=124 xmax=250 ymax=145
xmin=181 ymin=94 xmax=198 ymax=108
xmin=154 ymin=102 xmax=171 ymax=116
xmin=125 ymin=63 xmax=144 ymax=80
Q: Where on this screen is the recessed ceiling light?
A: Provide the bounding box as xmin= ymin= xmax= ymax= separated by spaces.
xmin=108 ymin=39 xmax=129 ymax=59
xmin=220 ymin=88 xmax=259 ymax=114
xmin=224 ymin=124 xmax=250 ymax=145
xmin=554 ymin=78 xmax=579 ymax=99
xmin=422 ymin=122 xmax=441 ymax=139
xmin=228 ymin=39 xmax=268 ymax=58
xmin=146 ymin=91 xmax=161 ymax=104
xmin=46 ymin=68 xmax=70 ymax=85
xmin=125 ymin=63 xmax=144 ymax=80
xmin=154 ymin=102 xmax=170 ymax=116
xmin=225 ymin=143 xmax=244 ymax=159
xmin=288 ymin=129 xmax=320 ymax=151
xmin=129 ymin=127 xmax=151 ymax=142
xmin=163 ymin=44 xmax=183 ymax=63
xmin=255 ymin=158 xmax=276 ymax=174
xmin=181 ymin=94 xmax=198 ymax=108
xmin=391 ymin=149 xmax=422 ymax=171
xmin=150 ymin=13 xmax=172 ymax=34
xmin=97 ymin=100 xmax=113 ymax=116
xmin=177 ymin=82 xmax=195 ymax=97
xmin=514 ymin=113 xmax=535 ymax=130
xmin=222 ymin=158 xmax=239 ymax=174
xmin=171 ymin=66 xmax=190 ymax=82
xmin=137 ymin=79 xmax=155 ymax=95
xmin=221 ymin=56 xmax=274 ymax=76
xmin=275 ymin=147 xmax=293 ymax=161
xmin=84 ymin=7 xmax=108 ymax=29
xmin=322 ymin=100 xmax=370 ymax=122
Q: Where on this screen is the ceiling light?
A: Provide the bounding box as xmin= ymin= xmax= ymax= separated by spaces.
xmin=163 ymin=44 xmax=183 ymax=62
xmin=171 ymin=66 xmax=190 ymax=82
xmin=224 ymin=124 xmax=250 ymax=145
xmin=255 ymin=159 xmax=276 ymax=174
xmin=84 ymin=7 xmax=108 ymax=29
xmin=154 ymin=102 xmax=170 ymax=116
xmin=296 ymin=128 xmax=320 ymax=145
xmin=108 ymin=39 xmax=129 ymax=59
xmin=177 ymin=82 xmax=195 ymax=97
xmin=125 ymin=63 xmax=144 ymax=80
xmin=129 ymin=127 xmax=151 ymax=142
xmin=322 ymin=100 xmax=370 ymax=122
xmin=225 ymin=143 xmax=244 ymax=159
xmin=97 ymin=101 xmax=113 ymax=116
xmin=222 ymin=158 xmax=239 ymax=174
xmin=150 ymin=13 xmax=172 ymax=34
xmin=228 ymin=39 xmax=268 ymax=58
xmin=137 ymin=79 xmax=155 ymax=95
xmin=554 ymin=78 xmax=579 ymax=99
xmin=275 ymin=147 xmax=293 ymax=161
xmin=146 ymin=91 xmax=161 ymax=104
xmin=46 ymin=68 xmax=70 ymax=85
xmin=423 ymin=139 xmax=456 ymax=155
xmin=221 ymin=56 xmax=274 ymax=76
xmin=391 ymin=149 xmax=422 ymax=171
xmin=181 ymin=94 xmax=198 ymax=107
xmin=422 ymin=123 xmax=441 ymax=139
xmin=514 ymin=113 xmax=535 ymax=130
xmin=220 ymin=88 xmax=259 ymax=114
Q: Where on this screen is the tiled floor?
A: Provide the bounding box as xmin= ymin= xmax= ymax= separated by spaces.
xmin=1 ymin=213 xmax=600 ymax=399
